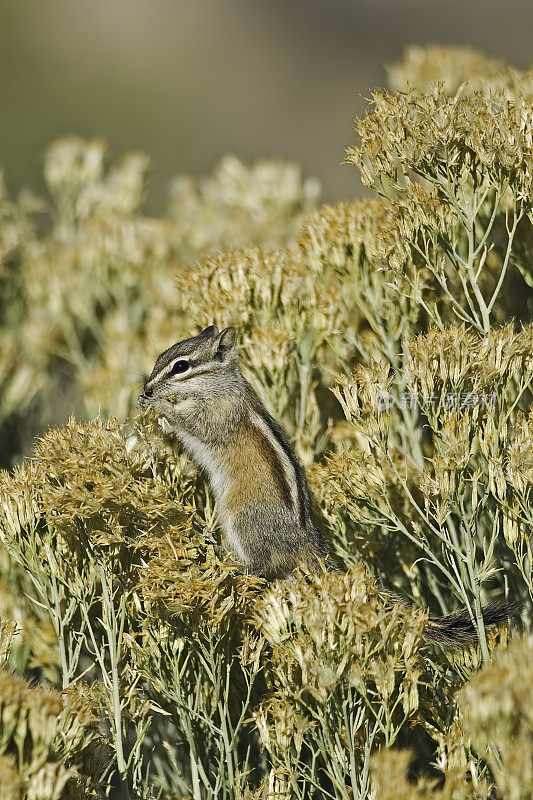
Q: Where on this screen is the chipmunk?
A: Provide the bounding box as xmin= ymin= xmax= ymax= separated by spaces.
xmin=139 ymin=325 xmax=517 ymax=645
xmin=139 ymin=325 xmax=326 ymax=578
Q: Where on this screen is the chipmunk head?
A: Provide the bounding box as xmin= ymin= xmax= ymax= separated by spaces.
xmin=139 ymin=325 xmax=238 ymax=410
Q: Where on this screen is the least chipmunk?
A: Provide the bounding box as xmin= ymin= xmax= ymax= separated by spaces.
xmin=139 ymin=325 xmax=326 ymax=578
xmin=139 ymin=325 xmax=517 ymax=643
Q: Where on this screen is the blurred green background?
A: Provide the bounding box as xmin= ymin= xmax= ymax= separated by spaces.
xmin=2 ymin=0 xmax=533 ymax=209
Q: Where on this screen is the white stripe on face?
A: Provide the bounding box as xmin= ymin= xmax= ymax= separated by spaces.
xmin=146 ymin=356 xmax=192 ymax=388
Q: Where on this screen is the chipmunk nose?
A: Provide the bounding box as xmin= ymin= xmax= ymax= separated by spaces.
xmin=139 ymin=385 xmax=153 ymax=407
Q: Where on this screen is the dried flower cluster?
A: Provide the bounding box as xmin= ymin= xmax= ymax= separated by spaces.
xmin=457 ymin=636 xmax=533 ymax=800
xmin=0 ymin=46 xmax=532 ymax=799
xmin=0 ymin=624 xmax=107 ymax=800
xmin=252 ymin=565 xmax=426 ymax=798
xmin=387 ymin=44 xmax=533 ymax=99
xmin=0 ymin=139 xmax=319 ymax=457
xmin=168 ymin=155 xmax=320 ymax=255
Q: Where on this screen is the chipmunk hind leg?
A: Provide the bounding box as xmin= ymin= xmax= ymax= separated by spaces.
xmin=240 ymin=536 xmax=302 ymax=579
xmin=242 ymin=537 xmax=330 ymax=580
xmin=228 ymin=511 xmax=322 ymax=579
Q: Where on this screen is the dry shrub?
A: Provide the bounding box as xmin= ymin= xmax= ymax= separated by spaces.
xmin=0 ymin=45 xmax=532 ymax=800
xmin=457 ymin=636 xmax=533 ymax=800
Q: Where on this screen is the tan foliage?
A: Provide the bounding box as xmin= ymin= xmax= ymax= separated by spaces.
xmin=0 ymin=45 xmax=532 ymax=800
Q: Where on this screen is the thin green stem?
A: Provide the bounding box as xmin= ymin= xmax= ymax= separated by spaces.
xmin=99 ymin=566 xmax=131 ymax=800
xmin=487 ymin=209 xmax=521 ymax=313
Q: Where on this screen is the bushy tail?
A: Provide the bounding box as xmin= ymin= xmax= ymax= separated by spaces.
xmin=425 ymin=599 xmax=521 ymax=646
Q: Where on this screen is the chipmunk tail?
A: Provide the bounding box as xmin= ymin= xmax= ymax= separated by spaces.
xmin=425 ymin=599 xmax=522 ymax=646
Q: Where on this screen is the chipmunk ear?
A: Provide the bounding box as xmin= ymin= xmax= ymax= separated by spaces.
xmin=214 ymin=327 xmax=237 ymax=361
xmin=200 ymin=325 xmax=219 ymax=338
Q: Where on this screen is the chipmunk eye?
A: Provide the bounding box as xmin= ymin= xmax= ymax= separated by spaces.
xmin=169 ymin=359 xmax=190 ymax=376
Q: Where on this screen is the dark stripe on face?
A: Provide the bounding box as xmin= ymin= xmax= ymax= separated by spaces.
xmin=148 ymin=359 xmax=210 ymax=387
xmin=151 ymin=327 xmax=218 ymax=376
xmin=255 ymin=405 xmax=309 ymax=527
